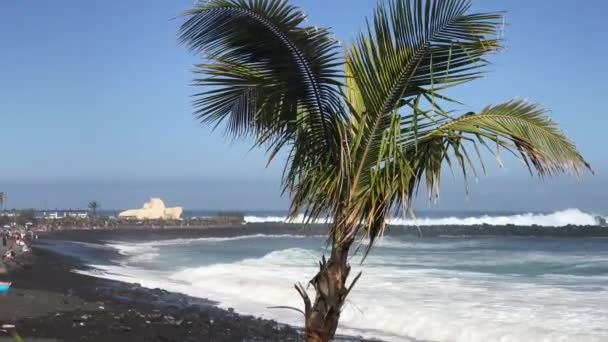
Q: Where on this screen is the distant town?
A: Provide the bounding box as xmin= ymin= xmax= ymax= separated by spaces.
xmin=0 ymin=208 xmax=246 ymax=231
xmin=1 ymin=210 xmax=89 ymax=220
xmin=0 ymin=196 xmax=247 ymax=231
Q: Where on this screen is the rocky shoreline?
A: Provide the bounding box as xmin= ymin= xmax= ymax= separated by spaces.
xmin=0 ymin=246 xmax=304 ymax=341
xmin=0 ymin=227 xmax=386 ymax=342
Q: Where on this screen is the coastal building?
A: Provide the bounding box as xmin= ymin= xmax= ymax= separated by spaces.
xmin=0 ymin=212 xmax=17 ymax=218
xmin=118 ymin=198 xmax=183 ymax=220
xmin=43 ymin=211 xmax=89 ymax=219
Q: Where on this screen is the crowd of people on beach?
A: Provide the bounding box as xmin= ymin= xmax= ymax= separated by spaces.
xmin=1 ymin=229 xmax=35 ymax=260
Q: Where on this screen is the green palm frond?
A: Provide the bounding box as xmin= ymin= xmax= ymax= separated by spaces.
xmin=351 ymin=99 xmax=591 ymax=253
xmin=180 ymin=0 xmax=343 ymax=153
xmin=347 ymin=0 xmax=502 ymax=197
xmin=181 ymin=0 xmax=590 ymax=258
xmin=350 ymin=0 xmax=501 ymax=116
xmin=339 ymin=0 xmax=503 ymax=246
xmin=401 ymin=100 xmax=591 ymax=200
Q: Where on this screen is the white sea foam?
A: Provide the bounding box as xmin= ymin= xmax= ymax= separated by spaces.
xmin=244 ymin=214 xmax=330 ymax=224
xmin=246 ymin=209 xmax=601 ymax=227
xmin=171 ymin=249 xmax=608 ymax=342
xmin=369 ymin=237 xmax=485 ymax=250
xmin=105 ymin=242 xmax=162 ymax=264
xmin=104 ymin=234 xmax=314 ymax=264
xmin=388 ymin=208 xmax=599 ymax=227
xmin=151 ymin=233 xmax=311 ymax=244
xmin=78 ymin=240 xmax=608 ymax=342
xmin=109 ymin=243 xmax=158 ymax=256
xmin=73 ymin=241 xmax=115 ymax=250
xmin=108 ymin=234 xmax=311 ymax=250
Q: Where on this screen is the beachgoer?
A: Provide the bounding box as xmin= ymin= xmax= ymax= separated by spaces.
xmin=4 ymin=250 xmax=13 ymax=259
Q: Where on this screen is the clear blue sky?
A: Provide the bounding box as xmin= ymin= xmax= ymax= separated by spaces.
xmin=0 ymin=0 xmax=606 ymax=211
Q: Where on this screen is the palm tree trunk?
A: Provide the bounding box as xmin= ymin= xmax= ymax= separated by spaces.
xmin=297 ymin=237 xmax=360 ymax=342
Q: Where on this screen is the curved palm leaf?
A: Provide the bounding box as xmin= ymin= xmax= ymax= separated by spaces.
xmin=339 ymin=0 xmax=503 ymax=248
xmin=347 ymin=0 xmax=502 ymax=202
xmin=352 ymin=99 xmax=591 ymax=256
xmin=180 ymin=0 xmax=344 ymax=153
xmin=402 ymin=100 xmax=591 ymax=199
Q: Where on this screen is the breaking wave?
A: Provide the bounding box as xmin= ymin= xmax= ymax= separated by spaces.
xmin=245 ymin=209 xmax=603 ymax=227
xmin=105 ymin=234 xmax=314 ymax=264
xmin=79 ymin=242 xmax=608 ymax=342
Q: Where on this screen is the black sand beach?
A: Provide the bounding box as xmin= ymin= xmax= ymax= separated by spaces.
xmin=0 ymin=226 xmax=385 ymax=342
xmin=0 ymin=247 xmax=305 ymax=341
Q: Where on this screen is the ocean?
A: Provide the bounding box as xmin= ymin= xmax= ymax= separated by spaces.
xmin=44 ymin=209 xmax=608 ymax=342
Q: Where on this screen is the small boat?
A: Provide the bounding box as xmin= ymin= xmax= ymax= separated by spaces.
xmin=0 ymin=282 xmax=11 ymax=295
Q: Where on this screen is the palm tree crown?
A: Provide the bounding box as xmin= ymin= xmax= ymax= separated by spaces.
xmin=179 ymin=0 xmax=590 ymax=339
xmin=88 ymin=201 xmax=99 ymax=217
xmin=180 ymin=0 xmax=589 ymax=249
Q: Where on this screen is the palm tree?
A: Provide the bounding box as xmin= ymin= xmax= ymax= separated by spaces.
xmin=179 ymin=0 xmax=591 ymax=340
xmin=88 ymin=201 xmax=100 ymax=218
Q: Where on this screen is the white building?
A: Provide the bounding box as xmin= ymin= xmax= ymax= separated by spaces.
xmin=0 ymin=212 xmax=17 ymax=217
xmin=43 ymin=211 xmax=89 ymax=219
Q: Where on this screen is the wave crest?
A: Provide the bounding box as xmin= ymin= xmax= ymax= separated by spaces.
xmin=245 ymin=209 xmax=602 ymax=227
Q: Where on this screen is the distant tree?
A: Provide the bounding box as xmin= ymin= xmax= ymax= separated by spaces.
xmin=0 ymin=215 xmax=10 ymax=226
xmin=0 ymin=192 xmax=6 ymax=211
xmin=17 ymin=209 xmax=36 ymax=226
xmin=88 ymin=201 xmax=100 ymax=218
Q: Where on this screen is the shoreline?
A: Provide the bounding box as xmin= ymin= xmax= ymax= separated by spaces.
xmin=0 ymin=246 xmax=305 ymax=341
xmin=1 ymin=247 xmax=307 ymax=341
xmin=0 ymin=229 xmax=381 ymax=342
xmin=3 ymin=226 xmax=607 ymax=341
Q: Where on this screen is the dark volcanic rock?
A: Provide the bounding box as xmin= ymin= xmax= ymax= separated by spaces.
xmin=0 ymin=247 xmax=302 ymax=342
